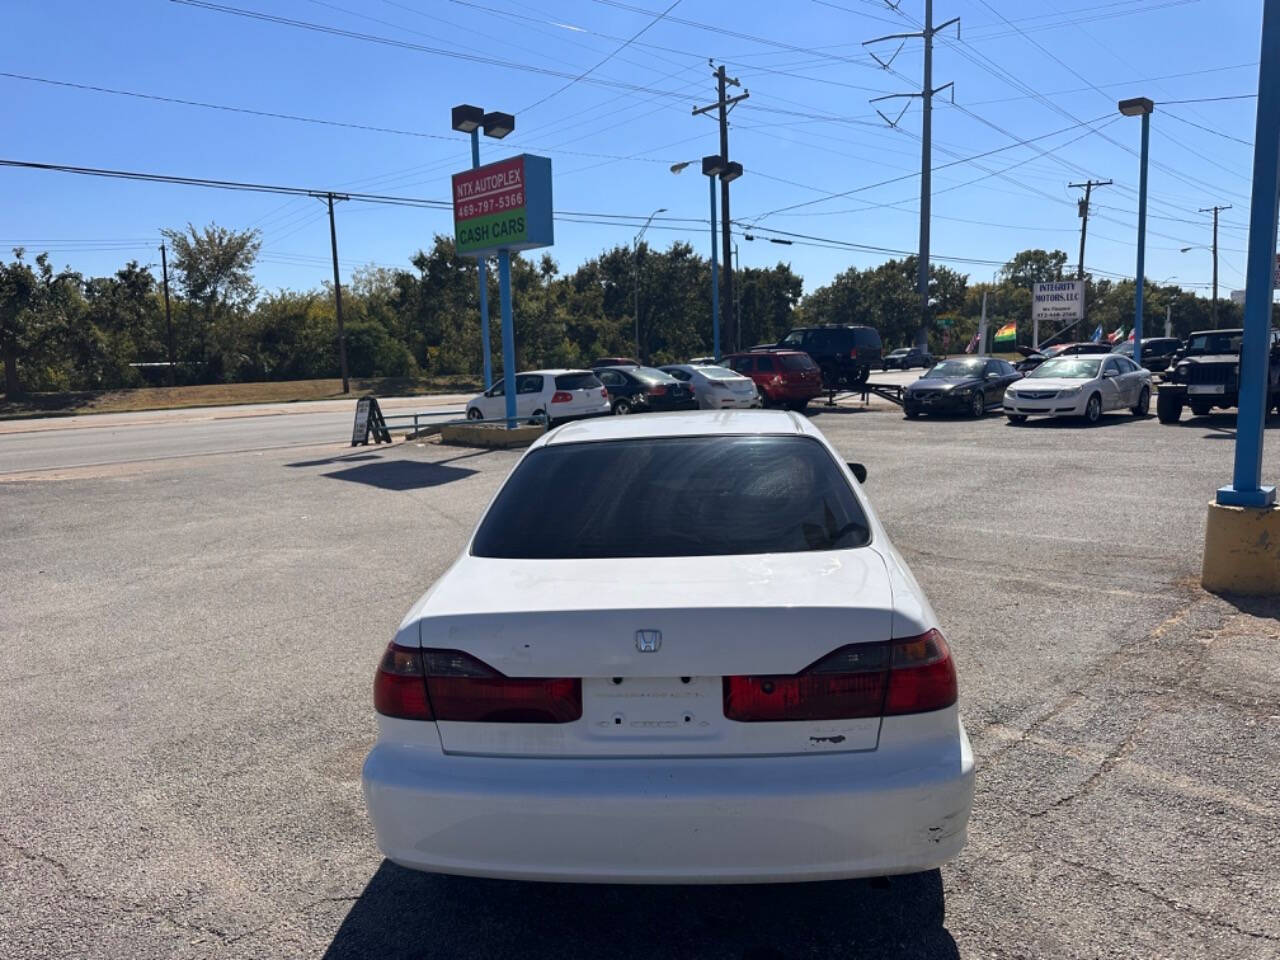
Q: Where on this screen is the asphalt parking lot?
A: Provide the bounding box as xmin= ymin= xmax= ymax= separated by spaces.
xmin=2 ymin=399 xmax=1278 ymax=959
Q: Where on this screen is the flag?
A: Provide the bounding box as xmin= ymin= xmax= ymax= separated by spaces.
xmin=1127 ymin=328 xmax=1135 ymax=341
xmin=1091 ymin=324 xmax=1103 ymax=342
xmin=1107 ymin=325 xmax=1125 ymax=343
xmin=994 ymin=322 xmax=1016 ymax=347
xmin=964 ymin=332 xmax=979 ymax=354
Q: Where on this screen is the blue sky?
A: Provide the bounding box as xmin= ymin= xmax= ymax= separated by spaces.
xmin=0 ymin=0 xmax=1266 ymax=299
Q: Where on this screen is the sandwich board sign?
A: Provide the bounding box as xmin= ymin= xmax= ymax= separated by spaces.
xmin=451 ymin=154 xmax=554 ymax=257
xmin=351 ymin=397 xmax=391 ymax=446
xmin=1032 ymin=280 xmax=1085 ymax=323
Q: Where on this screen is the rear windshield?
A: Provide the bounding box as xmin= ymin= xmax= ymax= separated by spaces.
xmin=555 ymin=372 xmax=601 ymax=390
xmin=630 ymin=366 xmax=678 ymax=384
xmin=694 ymin=366 xmax=739 ymax=379
xmin=780 ymin=354 xmax=816 ymax=371
xmin=471 ymin=436 xmax=871 ymax=559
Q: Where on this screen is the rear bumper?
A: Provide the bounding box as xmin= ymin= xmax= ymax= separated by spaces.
xmin=363 ymin=714 xmax=974 ymax=884
xmin=701 ymin=395 xmax=760 ymax=409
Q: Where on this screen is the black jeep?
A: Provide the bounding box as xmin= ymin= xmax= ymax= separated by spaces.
xmin=1155 ymin=327 xmax=1280 ymax=424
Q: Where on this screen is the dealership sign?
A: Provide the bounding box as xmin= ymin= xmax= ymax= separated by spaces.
xmin=1032 ymin=279 xmax=1085 ymax=322
xmin=451 ymin=154 xmax=553 ymax=257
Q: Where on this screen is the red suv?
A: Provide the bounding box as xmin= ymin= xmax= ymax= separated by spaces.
xmin=722 ymin=350 xmax=824 ymax=411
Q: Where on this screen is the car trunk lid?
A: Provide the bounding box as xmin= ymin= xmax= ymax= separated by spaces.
xmin=413 ymin=550 xmax=894 ymax=758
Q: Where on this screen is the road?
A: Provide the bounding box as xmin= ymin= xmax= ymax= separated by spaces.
xmin=0 ymin=395 xmax=468 ymax=474
xmin=0 ymin=371 xmax=920 ymax=474
xmin=2 ymin=391 xmax=1277 ymax=959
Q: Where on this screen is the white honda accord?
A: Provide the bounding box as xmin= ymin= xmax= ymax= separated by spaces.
xmin=362 ymin=411 xmax=974 ymax=884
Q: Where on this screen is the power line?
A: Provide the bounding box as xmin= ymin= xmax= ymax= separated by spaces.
xmin=0 ymin=71 xmax=696 ymax=168
xmin=169 ymin=0 xmax=695 ymax=100
xmin=1157 ymin=94 xmax=1257 ymax=104
xmin=743 ymin=112 xmax=1113 ymax=222
xmin=519 ymin=0 xmax=683 ymax=112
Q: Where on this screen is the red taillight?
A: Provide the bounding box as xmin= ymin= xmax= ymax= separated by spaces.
xmin=429 ymin=648 xmax=581 ymax=723
xmin=883 ymin=629 xmax=958 ymax=716
xmin=723 ymin=630 xmax=956 ymax=722
xmin=551 ymin=391 xmax=573 ymax=403
xmin=374 ymin=643 xmax=432 ymax=720
xmin=849 ymin=347 xmax=858 ymax=359
xmin=600 ymin=387 xmax=609 ymax=398
xmin=647 ymin=385 xmax=667 ymax=396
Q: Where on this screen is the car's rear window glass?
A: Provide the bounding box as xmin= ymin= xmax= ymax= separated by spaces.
xmin=471 ymin=436 xmax=871 ymax=559
xmin=630 ymin=366 xmax=678 ymax=384
xmin=555 ymin=373 xmax=601 ymax=390
xmin=780 ymin=354 xmax=815 ymax=370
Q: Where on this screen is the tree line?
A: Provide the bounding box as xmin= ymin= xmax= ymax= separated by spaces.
xmin=0 ymin=224 xmax=1250 ymax=397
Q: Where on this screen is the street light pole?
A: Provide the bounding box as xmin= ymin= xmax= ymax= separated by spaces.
xmin=1120 ymin=97 xmax=1154 ymax=368
xmin=452 ymin=104 xmax=509 ymax=390
xmin=709 ymin=176 xmax=720 ymax=361
xmin=633 ymin=208 xmax=666 ymax=362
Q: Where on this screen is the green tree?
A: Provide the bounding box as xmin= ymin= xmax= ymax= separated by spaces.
xmin=0 ymin=248 xmax=81 ymax=395
xmin=160 ymin=223 xmax=262 ymax=380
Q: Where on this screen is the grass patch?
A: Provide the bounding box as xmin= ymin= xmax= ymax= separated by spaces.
xmin=0 ymin=376 xmax=483 ymax=420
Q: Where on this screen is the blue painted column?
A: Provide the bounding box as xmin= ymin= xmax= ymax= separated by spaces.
xmin=498 ymin=249 xmax=517 ymax=427
xmin=1133 ymin=111 xmax=1150 ymax=368
xmin=472 ymin=129 xmax=493 ymax=390
xmin=1218 ymin=0 xmax=1280 ymax=508
xmin=709 ymin=176 xmax=720 ymax=362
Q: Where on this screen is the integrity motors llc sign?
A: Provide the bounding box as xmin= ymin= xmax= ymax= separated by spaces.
xmin=1032 ymin=279 xmax=1085 ymax=322
xmin=451 ymin=154 xmax=553 ymax=257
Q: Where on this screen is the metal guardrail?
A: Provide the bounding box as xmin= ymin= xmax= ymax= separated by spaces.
xmin=382 ymin=409 xmax=549 ymax=437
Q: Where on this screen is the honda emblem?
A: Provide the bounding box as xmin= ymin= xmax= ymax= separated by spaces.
xmin=635 ymin=629 xmax=662 ymax=653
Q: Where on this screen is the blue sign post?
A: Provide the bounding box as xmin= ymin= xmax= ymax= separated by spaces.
xmin=451 ymin=154 xmax=554 ymax=427
xmin=1218 ymin=0 xmax=1280 ymax=509
xmin=469 ymin=132 xmax=493 ymax=391
xmin=1200 ymin=0 xmax=1280 ymax=596
xmin=708 ymin=175 xmax=720 ymax=362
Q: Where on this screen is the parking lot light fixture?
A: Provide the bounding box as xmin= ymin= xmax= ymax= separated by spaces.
xmin=719 ymin=161 xmax=744 ymax=183
xmin=701 ymin=154 xmax=727 ymax=178
xmin=451 ymin=104 xmax=484 ymax=133
xmin=481 ymin=111 xmax=515 ymax=139
xmin=1119 ymin=96 xmax=1154 ymax=367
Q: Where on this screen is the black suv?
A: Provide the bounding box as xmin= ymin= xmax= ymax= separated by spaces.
xmin=1156 ymin=328 xmax=1280 ymax=423
xmin=769 ymin=325 xmax=883 ymax=388
xmin=1112 ymin=337 xmax=1181 ymax=373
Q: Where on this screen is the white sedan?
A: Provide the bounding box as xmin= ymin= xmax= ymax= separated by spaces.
xmin=363 ymin=411 xmax=974 ymax=884
xmin=659 ymin=363 xmax=760 ymax=409
xmin=1004 ymin=354 xmax=1152 ymax=424
xmin=465 ymin=369 xmax=610 ymax=426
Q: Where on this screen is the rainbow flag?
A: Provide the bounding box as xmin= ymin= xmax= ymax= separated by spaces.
xmin=993 ymin=322 xmax=1017 ymax=347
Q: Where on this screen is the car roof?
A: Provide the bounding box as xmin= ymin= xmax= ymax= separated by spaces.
xmin=731 ymin=348 xmax=807 ymax=356
xmin=541 ymin=410 xmax=811 ymax=446
xmin=1189 ymin=329 xmax=1243 ymax=336
xmin=517 ymin=368 xmax=592 ymax=376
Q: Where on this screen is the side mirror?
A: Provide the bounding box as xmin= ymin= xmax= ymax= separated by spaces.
xmin=847 ymin=462 xmax=868 ymax=483
xmin=986 ymin=372 xmax=1000 ymax=380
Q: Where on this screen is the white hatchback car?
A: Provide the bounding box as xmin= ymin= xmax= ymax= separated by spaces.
xmin=363 ymin=412 xmax=974 ymax=884
xmin=1004 ymin=354 xmax=1152 ymax=424
xmin=660 ymin=363 xmax=761 ymax=409
xmin=466 ymin=369 xmax=610 ymax=426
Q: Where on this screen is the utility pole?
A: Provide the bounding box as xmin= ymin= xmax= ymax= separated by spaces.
xmin=1069 ymin=179 xmax=1110 ymax=339
xmin=693 ymin=63 xmax=748 ymax=354
xmin=865 ymin=2 xmax=959 ymax=352
xmin=158 ymin=241 xmax=176 ymax=388
xmin=1199 ymin=204 xmax=1231 ymax=324
xmin=314 ymin=192 xmax=351 ymax=394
